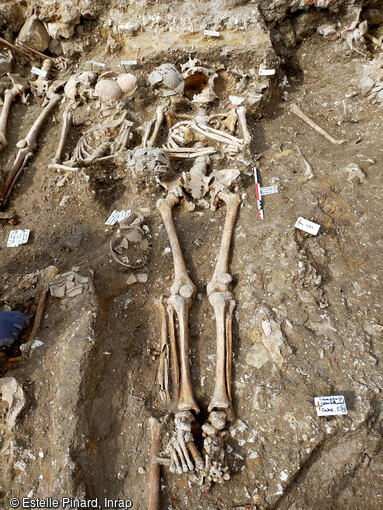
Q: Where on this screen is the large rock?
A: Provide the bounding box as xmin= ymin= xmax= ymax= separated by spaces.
xmin=17 ymin=16 xmax=51 ymax=52
xmin=0 ymin=0 xmax=27 ymax=33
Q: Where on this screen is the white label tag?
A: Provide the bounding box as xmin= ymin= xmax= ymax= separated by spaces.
xmin=204 ymin=29 xmax=220 ymax=37
xmin=261 ymin=185 xmax=279 ymax=196
xmin=314 ymin=396 xmax=347 ymax=416
xmin=89 ymin=60 xmax=105 ymax=67
xmin=295 ymin=217 xmax=320 ymax=235
xmin=31 ymin=67 xmax=47 ymax=78
xmin=105 ymin=210 xmax=132 ymax=226
xmin=7 ymin=229 xmax=30 ymax=247
xmin=121 ymin=60 xmax=137 ymax=66
xmin=259 ymin=68 xmax=276 ymax=76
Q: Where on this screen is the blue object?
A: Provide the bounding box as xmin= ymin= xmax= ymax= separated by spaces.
xmin=0 ymin=311 xmax=29 ymax=347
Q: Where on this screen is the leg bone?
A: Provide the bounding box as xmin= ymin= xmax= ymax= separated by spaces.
xmin=17 ymin=93 xmax=61 ymax=150
xmin=237 ymin=106 xmax=251 ymax=145
xmin=53 ymin=111 xmax=73 ymax=163
xmin=289 ymin=103 xmax=346 ymax=145
xmin=147 ymin=106 xmax=165 ymax=148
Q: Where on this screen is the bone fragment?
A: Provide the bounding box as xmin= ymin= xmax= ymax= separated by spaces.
xmin=237 ymin=106 xmax=251 ymax=145
xmin=148 ymin=106 xmax=165 ymax=148
xmin=157 ymin=297 xmax=170 ymax=402
xmin=294 ymin=145 xmax=314 ymax=181
xmin=148 ymin=417 xmax=162 ymax=510
xmin=53 ymin=111 xmax=73 ymax=163
xmin=17 ymin=93 xmax=61 ymax=150
xmin=289 ymin=103 xmax=346 ymax=145
xmin=48 ymin=164 xmax=80 ymax=172
xmin=167 ymin=305 xmax=180 ymax=405
xmin=365 ymin=33 xmax=383 ymax=48
xmin=0 ymin=74 xmax=29 ymax=151
xmin=1 ymin=147 xmax=33 ymax=209
xmin=142 ymin=120 xmax=153 ymax=148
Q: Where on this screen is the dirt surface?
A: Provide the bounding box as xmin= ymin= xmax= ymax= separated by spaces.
xmin=1 ymin=1 xmax=383 ymax=509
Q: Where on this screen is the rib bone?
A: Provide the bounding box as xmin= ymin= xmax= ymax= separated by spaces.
xmin=148 ymin=106 xmax=165 ymax=148
xmin=237 ymin=106 xmax=251 ymax=145
xmin=289 ymin=103 xmax=346 ymax=145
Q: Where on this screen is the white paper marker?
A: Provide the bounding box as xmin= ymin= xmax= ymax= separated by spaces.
xmin=105 ymin=210 xmax=132 ymax=226
xmin=260 ymin=185 xmax=278 ymax=196
xmin=121 ymin=60 xmax=137 ymax=66
xmin=31 ymin=67 xmax=47 ymax=78
xmin=89 ymin=60 xmax=105 ymax=67
xmin=7 ymin=229 xmax=31 ymax=247
xmin=204 ymin=29 xmax=220 ymax=37
xmin=314 ymin=396 xmax=347 ymax=416
xmin=295 ymin=217 xmax=320 ymax=235
xmin=259 ymin=67 xmax=276 ymax=76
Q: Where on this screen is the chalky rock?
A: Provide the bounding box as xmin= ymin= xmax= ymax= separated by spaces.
xmin=17 ymin=16 xmax=51 ymax=52
xmin=46 ymin=22 xmax=75 ymax=39
xmin=117 ymin=73 xmax=137 ymax=95
xmin=0 ymin=50 xmax=12 ymax=76
xmin=343 ymin=163 xmax=365 ymax=184
xmin=0 ymin=376 xmax=25 ymax=430
xmin=148 ymin=64 xmax=184 ymax=94
xmin=0 ymin=1 xmax=27 ymax=32
xmin=94 ymin=79 xmax=123 ymax=102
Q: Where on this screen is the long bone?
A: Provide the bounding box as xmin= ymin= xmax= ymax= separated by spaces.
xmin=289 ymin=103 xmax=346 ymax=145
xmin=17 ymin=92 xmax=61 ymax=150
xmin=156 ymin=193 xmax=199 ymax=414
xmin=0 ymin=91 xmax=61 ymax=209
xmin=207 ymin=190 xmax=241 ymax=416
xmin=237 ymin=106 xmax=251 ymax=145
xmin=53 ymin=111 xmax=73 ymax=163
xmin=148 ymin=106 xmax=165 ymax=148
xmin=0 ymin=74 xmax=29 ymax=151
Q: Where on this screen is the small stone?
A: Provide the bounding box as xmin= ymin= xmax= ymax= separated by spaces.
xmin=136 ymin=273 xmax=148 ymax=283
xmin=138 ymin=467 xmax=146 ymax=474
xmin=317 ymin=24 xmax=337 ymax=38
xmin=377 ymin=89 xmax=383 ymax=104
xmin=126 ymin=274 xmax=137 ymax=285
xmin=262 ymin=320 xmax=272 ymax=336
xmin=359 ymin=76 xmax=374 ymax=95
xmin=343 ymin=163 xmax=365 ymax=184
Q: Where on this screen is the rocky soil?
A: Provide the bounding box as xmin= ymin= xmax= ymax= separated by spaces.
xmin=1 ymin=1 xmax=383 ymax=509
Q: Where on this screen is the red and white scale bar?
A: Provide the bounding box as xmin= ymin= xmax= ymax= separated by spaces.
xmin=254 ymin=167 xmax=264 ymax=220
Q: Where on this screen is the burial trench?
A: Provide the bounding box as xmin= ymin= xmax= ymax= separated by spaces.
xmin=1 ymin=1 xmax=383 ymax=509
